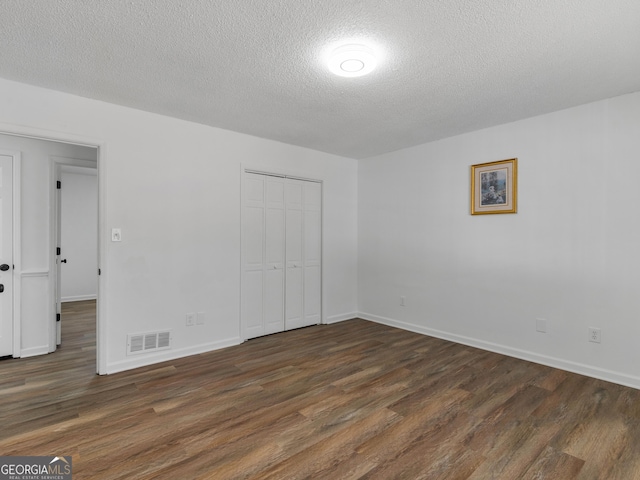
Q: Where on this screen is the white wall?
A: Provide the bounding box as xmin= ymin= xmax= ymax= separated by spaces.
xmin=358 ymin=90 xmax=640 ymax=389
xmin=0 ymin=133 xmax=96 ymax=356
xmin=61 ymin=169 xmax=98 ymax=302
xmin=0 ymin=78 xmax=359 ymax=373
xmin=8 ymin=73 xmax=637 ymax=389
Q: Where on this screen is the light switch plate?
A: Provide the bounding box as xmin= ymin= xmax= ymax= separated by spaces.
xmin=111 ymin=228 xmax=122 ymax=242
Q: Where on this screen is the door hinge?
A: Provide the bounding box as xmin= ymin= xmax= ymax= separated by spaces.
xmin=98 ymin=268 xmax=101 ymax=275
xmin=57 ymin=181 xmax=61 ymax=189
xmin=56 ymin=247 xmax=61 ymax=255
xmin=56 ymin=313 xmax=61 ymax=322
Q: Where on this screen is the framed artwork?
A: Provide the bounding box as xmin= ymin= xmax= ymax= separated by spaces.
xmin=470 ymin=158 xmax=517 ymax=215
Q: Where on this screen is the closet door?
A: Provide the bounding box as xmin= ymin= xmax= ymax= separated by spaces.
xmin=285 ymin=179 xmax=322 ymax=330
xmin=303 ymin=181 xmax=322 ymax=326
xmin=264 ymin=178 xmax=286 ymax=334
xmin=241 ymin=174 xmax=285 ymax=339
xmin=242 ymin=172 xmax=321 ymax=339
xmin=285 ymin=181 xmax=304 ymax=329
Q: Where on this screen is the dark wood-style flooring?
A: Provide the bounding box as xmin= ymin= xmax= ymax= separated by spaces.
xmin=1 ymin=301 xmax=640 ymax=479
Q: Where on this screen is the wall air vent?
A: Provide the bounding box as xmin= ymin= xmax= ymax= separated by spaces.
xmin=127 ymin=331 xmax=172 ymax=356
xmin=158 ymin=331 xmax=171 ymax=349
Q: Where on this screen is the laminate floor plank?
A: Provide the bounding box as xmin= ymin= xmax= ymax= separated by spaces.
xmin=519 ymin=446 xmax=585 ymax=480
xmin=2 ymin=302 xmax=640 ymax=478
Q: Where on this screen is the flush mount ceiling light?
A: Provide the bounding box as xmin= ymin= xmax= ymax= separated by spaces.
xmin=328 ymin=44 xmax=377 ymax=77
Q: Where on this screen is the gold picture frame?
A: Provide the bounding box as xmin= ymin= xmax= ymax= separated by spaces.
xmin=471 ymin=158 xmax=517 ymax=215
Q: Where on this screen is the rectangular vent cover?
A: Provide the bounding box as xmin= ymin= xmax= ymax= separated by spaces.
xmin=127 ymin=330 xmax=172 ymax=355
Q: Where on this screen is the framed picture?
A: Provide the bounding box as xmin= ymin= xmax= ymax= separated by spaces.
xmin=470 ymin=158 xmax=517 ymax=215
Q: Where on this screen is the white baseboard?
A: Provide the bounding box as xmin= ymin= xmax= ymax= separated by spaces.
xmin=359 ymin=311 xmax=640 ymax=391
xmin=19 ymin=345 xmax=51 ymax=358
xmin=104 ymin=337 xmax=242 ymax=375
xmin=62 ymin=294 xmax=97 ymax=303
xmin=325 ymin=312 xmax=358 ymax=324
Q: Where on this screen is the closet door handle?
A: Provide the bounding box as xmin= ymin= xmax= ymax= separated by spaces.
xmin=0 ymin=284 xmax=4 ymax=293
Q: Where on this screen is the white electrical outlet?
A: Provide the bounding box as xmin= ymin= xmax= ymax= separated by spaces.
xmin=186 ymin=313 xmax=196 ymax=327
xmin=196 ymin=312 xmax=205 ymax=325
xmin=536 ymin=318 xmax=547 ymax=333
xmin=400 ymin=296 xmax=406 ymax=307
xmin=588 ymin=327 xmax=601 ymax=343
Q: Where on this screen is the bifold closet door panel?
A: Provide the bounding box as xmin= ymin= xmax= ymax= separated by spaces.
xmin=241 ymin=174 xmax=267 ymax=339
xmin=264 ymin=178 xmax=286 ymax=335
xmin=285 ymin=180 xmax=304 ymax=330
xmin=303 ymin=182 xmax=322 ymax=325
xmin=242 ymin=174 xmax=286 ymax=339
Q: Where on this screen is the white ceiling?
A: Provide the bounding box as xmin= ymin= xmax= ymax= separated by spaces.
xmin=1 ymin=1 xmax=639 ymax=159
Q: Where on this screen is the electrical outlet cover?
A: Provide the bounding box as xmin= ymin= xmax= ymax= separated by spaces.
xmin=588 ymin=327 xmax=601 ymax=343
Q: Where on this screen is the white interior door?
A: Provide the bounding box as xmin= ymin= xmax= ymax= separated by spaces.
xmin=241 ymin=171 xmax=321 ymax=340
xmin=285 ymin=181 xmax=304 ymax=330
xmin=242 ymin=174 xmax=267 ymax=339
xmin=285 ymin=180 xmax=322 ymax=329
xmin=264 ymin=178 xmax=286 ymax=334
xmin=242 ymin=174 xmax=286 ymax=339
xmin=303 ymin=181 xmax=322 ymax=326
xmin=0 ymin=154 xmax=14 ymax=357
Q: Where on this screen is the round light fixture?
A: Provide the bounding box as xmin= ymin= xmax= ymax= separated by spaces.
xmin=328 ymin=44 xmax=377 ymax=77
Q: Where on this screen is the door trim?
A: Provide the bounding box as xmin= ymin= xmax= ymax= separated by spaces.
xmin=0 ymin=124 xmax=107 ymax=374
xmin=243 ymin=168 xmax=323 ymax=184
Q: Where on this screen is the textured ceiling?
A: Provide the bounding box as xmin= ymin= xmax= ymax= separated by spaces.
xmin=1 ymin=0 xmax=639 ymax=159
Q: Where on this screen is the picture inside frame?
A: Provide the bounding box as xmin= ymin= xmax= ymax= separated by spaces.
xmin=480 ymin=168 xmax=508 ymax=206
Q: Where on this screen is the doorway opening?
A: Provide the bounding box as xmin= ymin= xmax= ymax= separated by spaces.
xmin=53 ymin=160 xmax=98 ymax=353
xmin=0 ymin=131 xmax=101 ymax=373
